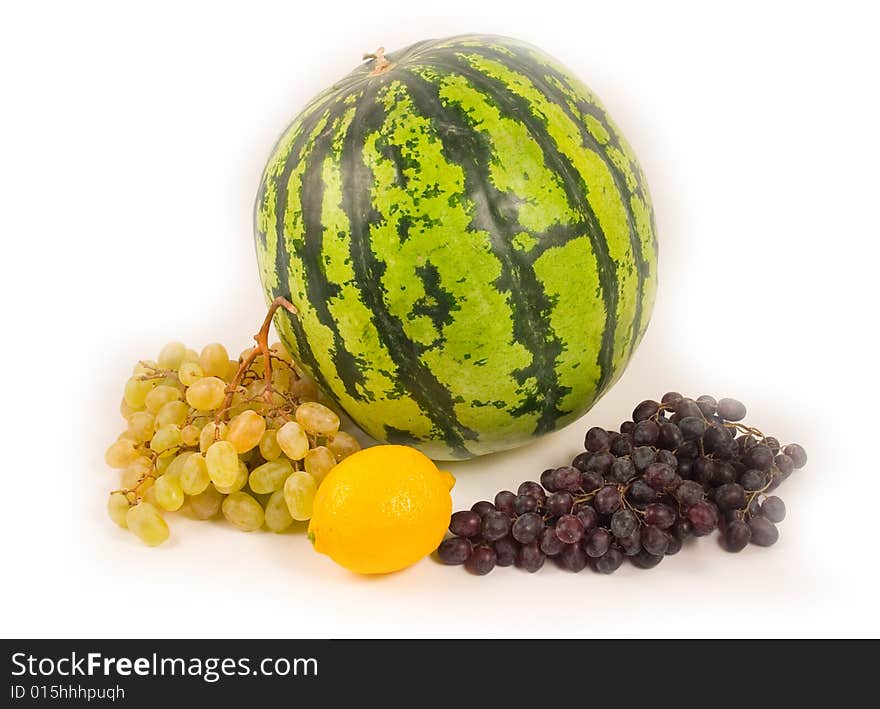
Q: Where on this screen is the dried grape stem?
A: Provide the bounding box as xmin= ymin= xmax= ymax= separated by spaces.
xmin=214 ymin=297 xmax=298 ymax=435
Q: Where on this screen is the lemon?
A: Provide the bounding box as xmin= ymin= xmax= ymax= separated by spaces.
xmin=308 ymin=445 xmax=455 ymax=575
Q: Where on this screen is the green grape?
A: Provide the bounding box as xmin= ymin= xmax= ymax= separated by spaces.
xmin=304 ymin=446 xmax=336 ymax=485
xmin=205 ymin=440 xmax=239 ymax=487
xmin=154 ymin=454 xmax=173 ymax=474
xmin=295 ymin=402 xmax=340 ymax=435
xmin=120 ymin=398 xmax=136 ymax=419
xmin=284 ymin=470 xmax=317 ymax=521
xmin=132 ymin=360 xmax=159 ymax=375
xmin=224 ymin=359 xmax=240 ymax=382
xmin=180 ymin=423 xmax=201 ymax=447
xmin=117 ymin=429 xmax=139 ymax=442
xmin=327 ymin=431 xmax=361 ymax=462
xmin=120 ymin=462 xmax=151 ymax=490
xmin=289 ymin=375 xmax=319 ymax=402
xmin=248 ymin=459 xmax=293 ymax=494
xmin=276 ymin=421 xmax=309 ymax=460
xmin=127 ymin=411 xmax=155 ymax=443
xmin=180 ymin=454 xmax=210 ymax=495
xmin=189 ymin=484 xmax=223 ymax=520
xmin=264 ymin=490 xmax=293 ymax=533
xmin=155 ymin=400 xmax=188 ymax=429
xmin=226 ymin=410 xmax=266 ymax=453
xmin=144 ymin=384 xmax=182 ymax=414
xmin=271 ymin=366 xmax=292 ymax=390
xmin=126 ymin=502 xmax=169 ymax=546
xmin=269 ymin=341 xmax=292 ymax=363
xmin=154 ymin=474 xmax=185 ymax=511
xmin=199 ymin=343 xmax=229 ymax=378
xmin=199 ymin=421 xmax=227 ymax=452
xmin=123 ymin=376 xmax=158 ymax=410
xmin=157 ymin=341 xmax=186 ymax=371
xmin=108 ymin=492 xmax=130 ymax=528
xmin=214 ymin=459 xmax=248 ymax=494
xmin=105 ymin=439 xmax=139 ymax=469
xmin=150 ymin=424 xmax=182 ymax=457
xmin=221 ymin=491 xmax=264 ymax=532
xmin=178 ymin=361 xmax=204 ymax=386
xmin=183 ymin=348 xmax=200 ymax=363
xmin=164 ymin=451 xmax=194 ymax=480
xmin=185 ymin=376 xmax=226 ymax=411
xmin=258 ymin=430 xmax=282 ymax=461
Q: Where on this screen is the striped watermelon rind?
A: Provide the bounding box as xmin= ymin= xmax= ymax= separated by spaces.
xmin=254 ymin=35 xmax=657 ymax=460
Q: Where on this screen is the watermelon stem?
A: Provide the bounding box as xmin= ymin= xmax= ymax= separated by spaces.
xmin=362 ymin=46 xmax=392 ymax=76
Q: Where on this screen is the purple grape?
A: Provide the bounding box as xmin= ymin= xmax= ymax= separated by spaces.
xmin=675 ymin=398 xmax=703 ymax=420
xmin=746 ymin=445 xmax=774 ymax=471
xmin=585 ymin=451 xmax=614 ymax=476
xmin=661 ymin=391 xmax=683 ymax=405
xmin=493 ymin=490 xmax=516 ymax=517
xmin=581 ymin=470 xmax=604 ymax=492
xmin=760 ymin=496 xmax=786 ymax=523
xmin=714 ymin=483 xmax=747 ymax=511
xmin=481 ymin=510 xmax=511 ymax=542
xmin=712 ymin=461 xmax=737 ymax=485
xmin=620 ymin=420 xmax=635 ymax=435
xmin=678 ymin=416 xmax=706 ymax=441
xmin=687 ymin=501 xmax=719 ymax=536
xmin=656 ymin=450 xmax=678 ymax=468
xmin=644 ymin=463 xmax=675 ymax=491
xmin=694 ymin=457 xmax=716 ymax=484
xmin=493 ymin=536 xmax=519 ymax=566
xmin=674 ymin=480 xmax=704 ymax=507
xmin=724 ymin=520 xmax=751 ymax=552
xmin=517 ymin=481 xmax=546 ymax=503
xmin=617 ymin=528 xmax=642 ymax=556
xmin=631 ymin=549 xmax=663 ymax=569
xmin=627 ymin=479 xmax=656 ymax=506
xmin=763 ymin=436 xmax=780 ymax=453
xmin=584 ymin=426 xmax=612 ymax=452
xmin=540 ymin=468 xmax=558 ymax=492
xmin=514 ymin=494 xmax=539 ymax=515
xmin=774 ymin=454 xmax=794 ymax=477
xmin=658 ymin=422 xmax=684 ymax=450
xmin=554 ymin=466 xmax=583 ymax=492
xmin=470 ymin=501 xmax=495 ymax=517
xmin=644 ymin=503 xmax=676 ymax=529
xmin=574 ymin=504 xmax=599 ymax=531
xmin=703 ymin=424 xmax=732 ymax=454
xmin=782 ymin=443 xmax=807 ymax=468
xmin=632 ymin=400 xmax=660 ymax=422
xmin=449 ymin=510 xmax=482 ymax=537
xmin=559 ymin=543 xmax=588 ymax=572
xmin=546 ymin=491 xmax=574 ymax=517
xmin=540 ymin=526 xmax=565 ymax=556
xmin=717 ymin=398 xmax=746 ymax=421
xmin=633 ymin=420 xmax=660 ymax=446
xmin=665 ymin=535 xmax=683 ymax=555
xmin=511 ymin=512 xmax=544 ymax=544
xmin=740 ymin=469 xmax=768 ymax=491
xmin=610 ymin=509 xmax=639 ymax=538
xmin=608 ymin=457 xmax=636 ymax=483
xmin=464 ymin=546 xmax=496 ymax=575
xmin=696 ymin=395 xmax=717 ymax=417
xmin=555 ymin=514 xmax=586 ymax=544
xmin=594 ymin=547 xmax=624 ymax=574
xmin=673 ymin=519 xmax=692 ymax=540
xmin=594 ymin=486 xmax=621 ymax=515
xmin=641 ymin=524 xmax=670 ymax=555
xmin=437 ymin=537 xmax=472 ymax=565
xmin=632 ymin=446 xmax=656 ymax=471
xmin=584 ymin=528 xmax=612 ymax=558
xmin=516 ymin=541 xmax=545 ymax=572
xmin=748 ymin=516 xmax=779 ymax=546
xmin=610 ymin=434 xmax=634 ymax=457
xmin=676 ymin=440 xmax=700 ymax=460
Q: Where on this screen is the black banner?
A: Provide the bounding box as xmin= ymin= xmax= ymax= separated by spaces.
xmin=1 ymin=639 xmax=873 ymax=705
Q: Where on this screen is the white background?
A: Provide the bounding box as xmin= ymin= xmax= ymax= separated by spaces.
xmin=1 ymin=0 xmax=877 ymax=638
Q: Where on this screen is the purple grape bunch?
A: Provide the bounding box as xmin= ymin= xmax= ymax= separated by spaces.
xmin=436 ymin=393 xmax=807 ymax=575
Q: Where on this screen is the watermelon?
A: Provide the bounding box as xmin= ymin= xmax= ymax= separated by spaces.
xmin=254 ymin=34 xmax=657 ymax=460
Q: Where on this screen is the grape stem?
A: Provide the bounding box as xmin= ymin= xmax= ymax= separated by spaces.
xmin=213 ymin=297 xmax=298 ymax=437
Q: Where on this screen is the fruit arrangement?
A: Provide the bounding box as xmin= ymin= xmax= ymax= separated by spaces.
xmin=105 ymin=298 xmax=361 ymax=546
xmin=437 ymin=393 xmax=807 ymax=574
xmin=255 ymin=33 xmax=657 ymax=460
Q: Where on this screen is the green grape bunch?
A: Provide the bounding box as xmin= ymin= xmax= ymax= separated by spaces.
xmin=105 ymin=298 xmax=361 ymax=546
